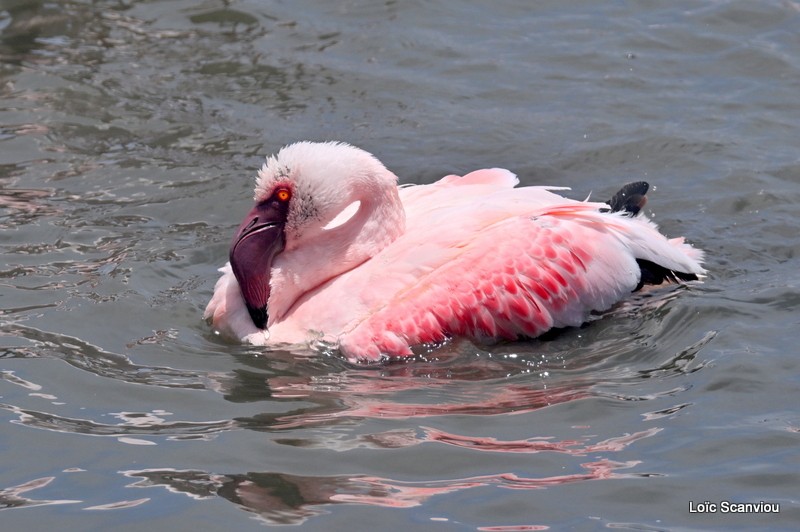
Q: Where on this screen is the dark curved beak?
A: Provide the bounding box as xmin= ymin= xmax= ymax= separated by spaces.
xmin=229 ymin=201 xmax=287 ymax=329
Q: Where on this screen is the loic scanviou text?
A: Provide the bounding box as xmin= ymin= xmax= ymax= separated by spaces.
xmin=689 ymin=501 xmax=780 ymax=514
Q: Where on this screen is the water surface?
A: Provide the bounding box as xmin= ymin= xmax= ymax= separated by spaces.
xmin=2 ymin=1 xmax=799 ymax=529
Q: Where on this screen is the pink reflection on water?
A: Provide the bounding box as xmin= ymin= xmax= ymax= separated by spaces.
xmin=423 ymin=427 xmax=662 ymax=455
xmin=319 ymin=459 xmax=639 ymax=509
xmin=266 ymin=371 xmax=592 ymax=430
xmin=208 ymin=359 xmax=671 ymax=524
xmin=478 ymin=527 xmax=549 ymax=531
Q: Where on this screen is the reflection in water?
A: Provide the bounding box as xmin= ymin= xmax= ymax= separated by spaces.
xmin=424 ymin=427 xmax=662 ymax=455
xmin=0 ymin=288 xmax=714 ymax=524
xmin=1 ymin=324 xmax=210 ymax=389
xmin=1 ymin=0 xmax=797 ymax=528
xmin=83 ymin=498 xmax=151 ymax=511
xmin=0 ymin=476 xmax=80 ymax=510
xmin=234 ymin=324 xmax=714 ymax=435
xmin=0 ymin=185 xmax=58 ymax=228
xmin=123 ymin=457 xmax=648 ymax=526
xmin=247 ymin=377 xmax=592 ymax=430
xmin=0 ymin=401 xmax=236 ymax=440
xmin=0 ymin=474 xmax=148 ymax=512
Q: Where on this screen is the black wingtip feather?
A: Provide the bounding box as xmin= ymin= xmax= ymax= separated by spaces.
xmin=607 ymin=181 xmax=649 ymax=216
xmin=601 ymin=182 xmax=698 ymax=291
xmin=634 ymin=259 xmax=699 ymax=292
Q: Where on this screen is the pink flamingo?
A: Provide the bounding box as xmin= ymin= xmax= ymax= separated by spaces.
xmin=205 ymin=142 xmax=704 ymax=363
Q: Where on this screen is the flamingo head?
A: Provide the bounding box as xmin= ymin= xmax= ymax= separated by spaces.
xmin=228 ymin=141 xmax=399 ymax=329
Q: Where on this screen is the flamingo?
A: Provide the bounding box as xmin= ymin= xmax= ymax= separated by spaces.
xmin=205 ymin=141 xmax=704 ymax=363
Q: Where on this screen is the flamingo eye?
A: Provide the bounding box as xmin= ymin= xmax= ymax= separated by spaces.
xmin=275 ymin=188 xmax=291 ymax=202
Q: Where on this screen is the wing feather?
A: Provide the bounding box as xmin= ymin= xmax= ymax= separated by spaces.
xmin=339 ymin=198 xmax=704 ymax=362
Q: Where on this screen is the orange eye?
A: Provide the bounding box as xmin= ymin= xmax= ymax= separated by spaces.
xmin=275 ymin=188 xmax=291 ymax=202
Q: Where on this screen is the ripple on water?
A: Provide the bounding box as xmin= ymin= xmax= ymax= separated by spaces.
xmin=4 ymin=0 xmax=799 ymax=528
xmin=5 ymin=295 xmax=716 ymax=524
xmin=118 ymin=457 xmax=651 ymax=526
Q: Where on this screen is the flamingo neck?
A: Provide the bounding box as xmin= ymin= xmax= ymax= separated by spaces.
xmin=267 ymin=182 xmax=406 ymax=323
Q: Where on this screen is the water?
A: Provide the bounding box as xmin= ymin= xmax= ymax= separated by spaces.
xmin=1 ymin=0 xmax=799 ymax=529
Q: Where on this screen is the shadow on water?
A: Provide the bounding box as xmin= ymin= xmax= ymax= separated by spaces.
xmin=0 ymin=287 xmax=716 ymax=524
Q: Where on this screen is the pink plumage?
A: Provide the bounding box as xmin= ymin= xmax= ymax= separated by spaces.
xmin=205 ymin=142 xmax=704 ymax=363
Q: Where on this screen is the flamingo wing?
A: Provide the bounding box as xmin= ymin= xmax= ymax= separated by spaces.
xmin=339 ymin=198 xmax=702 ymax=363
